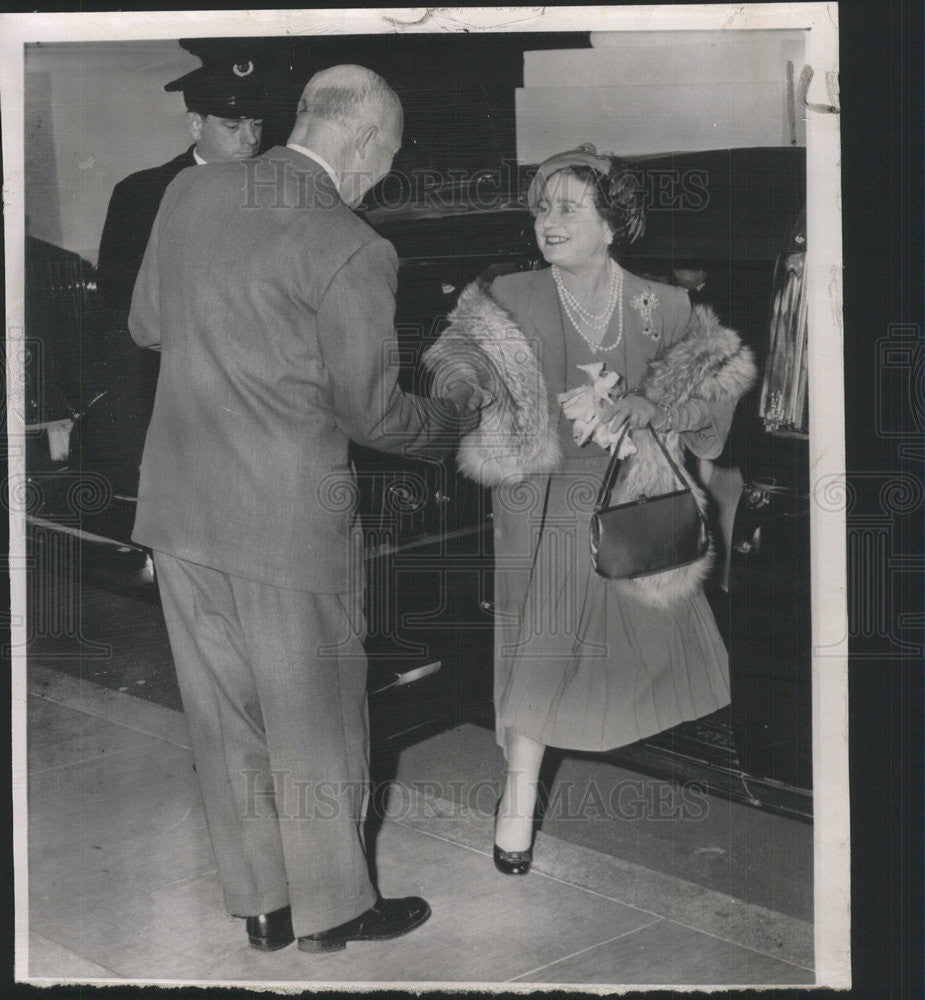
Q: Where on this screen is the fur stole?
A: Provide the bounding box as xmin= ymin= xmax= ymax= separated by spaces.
xmin=424 ymin=282 xmax=756 ymax=607
xmin=613 ymin=303 xmax=757 ymax=605
xmin=422 ymin=281 xmax=561 ymax=485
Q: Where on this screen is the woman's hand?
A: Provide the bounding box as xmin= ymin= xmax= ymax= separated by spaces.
xmin=445 ymin=379 xmax=494 ymax=412
xmin=606 ymin=392 xmax=665 ymax=430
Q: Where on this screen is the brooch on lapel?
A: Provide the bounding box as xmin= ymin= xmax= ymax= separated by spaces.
xmin=630 ymin=288 xmax=660 ymax=339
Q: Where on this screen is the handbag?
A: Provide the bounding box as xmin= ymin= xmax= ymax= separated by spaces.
xmin=590 ymin=424 xmax=709 ymax=580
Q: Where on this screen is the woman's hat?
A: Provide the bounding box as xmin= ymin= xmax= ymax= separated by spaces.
xmin=526 ymin=143 xmax=613 ymax=211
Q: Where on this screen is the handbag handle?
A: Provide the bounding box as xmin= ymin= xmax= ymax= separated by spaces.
xmin=594 ymin=423 xmax=692 ymax=512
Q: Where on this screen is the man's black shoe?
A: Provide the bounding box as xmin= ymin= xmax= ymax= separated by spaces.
xmin=246 ymin=905 xmax=295 ymax=951
xmin=297 ymin=896 xmax=431 ymax=953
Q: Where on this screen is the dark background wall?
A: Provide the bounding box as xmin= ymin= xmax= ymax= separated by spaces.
xmin=264 ymin=32 xmax=594 ymax=169
xmin=26 ymin=29 xmax=803 ymax=262
xmin=24 ymin=32 xmax=592 ymax=261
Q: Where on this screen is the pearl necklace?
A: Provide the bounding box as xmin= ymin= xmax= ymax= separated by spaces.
xmin=552 ymin=261 xmax=624 ymax=353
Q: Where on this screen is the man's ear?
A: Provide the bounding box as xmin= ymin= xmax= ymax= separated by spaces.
xmin=186 ymin=111 xmax=204 ymax=141
xmin=355 ymin=124 xmax=377 ymax=158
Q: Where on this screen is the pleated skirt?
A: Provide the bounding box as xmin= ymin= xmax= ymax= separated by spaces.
xmin=492 ymin=456 xmax=730 ymax=753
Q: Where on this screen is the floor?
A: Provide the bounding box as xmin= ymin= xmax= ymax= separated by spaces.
xmin=22 ymin=659 xmax=815 ymax=989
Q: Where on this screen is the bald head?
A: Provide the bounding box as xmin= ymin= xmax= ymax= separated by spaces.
xmin=297 ymin=64 xmax=400 ymax=126
xmin=288 ymin=65 xmax=403 ymax=207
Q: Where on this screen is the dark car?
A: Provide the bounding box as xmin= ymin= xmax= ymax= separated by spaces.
xmin=23 ymin=147 xmax=811 ymax=817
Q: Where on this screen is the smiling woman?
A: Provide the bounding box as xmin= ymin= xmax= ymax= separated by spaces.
xmin=528 ymin=149 xmax=649 ymax=358
xmin=533 ymin=172 xmax=614 ymax=273
xmin=423 ymin=144 xmax=757 ymax=877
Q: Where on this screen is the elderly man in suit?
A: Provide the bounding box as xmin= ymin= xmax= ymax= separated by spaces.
xmin=129 ymin=65 xmax=483 ymax=954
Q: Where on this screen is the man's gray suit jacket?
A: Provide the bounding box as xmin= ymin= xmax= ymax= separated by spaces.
xmin=129 ymin=145 xmax=461 ymax=592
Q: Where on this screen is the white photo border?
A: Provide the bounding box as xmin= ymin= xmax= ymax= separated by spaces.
xmin=2 ymin=4 xmax=847 ymax=991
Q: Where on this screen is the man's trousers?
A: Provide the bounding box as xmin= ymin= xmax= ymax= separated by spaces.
xmin=153 ymin=551 xmax=378 ymax=937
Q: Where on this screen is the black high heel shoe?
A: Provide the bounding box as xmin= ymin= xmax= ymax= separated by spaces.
xmin=493 ymin=843 xmax=532 ymax=876
xmin=493 ymin=798 xmax=533 ymax=876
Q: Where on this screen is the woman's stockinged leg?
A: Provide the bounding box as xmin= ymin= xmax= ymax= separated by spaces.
xmin=495 ymin=729 xmax=546 ymax=852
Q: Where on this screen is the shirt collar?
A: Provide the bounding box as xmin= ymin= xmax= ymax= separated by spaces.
xmin=193 ymin=143 xmax=340 ymax=188
xmin=286 ymin=143 xmax=339 ymax=193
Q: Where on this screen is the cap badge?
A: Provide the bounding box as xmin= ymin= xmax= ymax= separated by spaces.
xmin=233 ymin=60 xmax=254 ymax=78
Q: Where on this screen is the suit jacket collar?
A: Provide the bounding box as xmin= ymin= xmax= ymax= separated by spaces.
xmin=524 ymin=266 xmax=559 ymax=332
xmin=285 ymin=142 xmax=339 ymax=191
xmin=524 ymin=267 xmax=567 ymax=391
xmin=267 ymin=144 xmax=342 ymax=203
xmin=158 ymin=147 xmax=196 ymax=173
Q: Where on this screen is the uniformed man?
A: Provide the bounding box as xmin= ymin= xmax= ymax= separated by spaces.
xmin=98 ymin=45 xmax=277 ymax=315
xmin=85 ymin=43 xmax=284 ymax=501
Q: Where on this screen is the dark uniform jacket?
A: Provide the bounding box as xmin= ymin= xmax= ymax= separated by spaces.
xmin=97 ymin=147 xmax=197 ymax=317
xmin=84 ymin=148 xmax=196 ymax=497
